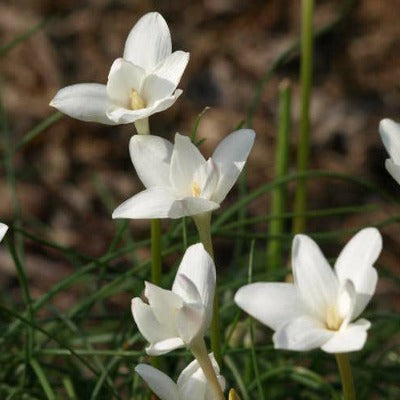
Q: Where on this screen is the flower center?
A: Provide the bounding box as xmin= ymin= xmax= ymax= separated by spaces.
xmin=191 ymin=181 xmax=201 ymax=197
xmin=325 ymin=305 xmax=344 ymax=331
xmin=130 ymin=90 xmax=146 ymax=110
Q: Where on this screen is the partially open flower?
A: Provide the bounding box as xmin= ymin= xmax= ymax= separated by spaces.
xmin=379 ymin=118 xmax=400 ymax=185
xmin=235 ymin=228 xmax=382 ymax=353
xmin=112 ymin=129 xmax=255 ymax=220
xmin=50 ymin=12 xmax=189 ymax=132
xmin=135 ymin=354 xmax=225 ymax=400
xmin=0 ymin=223 xmax=8 ymax=242
xmin=132 ymin=243 xmax=215 ymax=355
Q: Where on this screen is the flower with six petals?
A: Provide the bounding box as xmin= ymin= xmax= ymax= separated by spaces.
xmin=132 ymin=243 xmax=215 ymax=355
xmin=50 ymin=12 xmax=189 ymax=132
xmin=112 ymin=129 xmax=255 ymax=220
xmin=235 ymin=228 xmax=382 ymax=353
xmin=135 ymin=354 xmax=225 ymax=400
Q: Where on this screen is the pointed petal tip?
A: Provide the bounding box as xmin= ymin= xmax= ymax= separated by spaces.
xmin=379 ymin=118 xmax=397 ymax=134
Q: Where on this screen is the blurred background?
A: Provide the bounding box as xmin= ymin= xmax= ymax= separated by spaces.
xmin=1 ymin=0 xmax=400 ymax=334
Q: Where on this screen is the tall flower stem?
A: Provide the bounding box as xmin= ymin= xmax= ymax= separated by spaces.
xmin=150 ymin=219 xmax=162 ymax=285
xmin=335 ymin=353 xmax=357 ymax=400
xmin=136 ymin=119 xmax=161 ymax=372
xmin=191 ymin=339 xmax=225 ymax=400
xmin=293 ymin=0 xmax=314 ymax=234
xmin=266 ymin=79 xmax=291 ymax=270
xmin=193 ymin=212 xmax=222 ymax=367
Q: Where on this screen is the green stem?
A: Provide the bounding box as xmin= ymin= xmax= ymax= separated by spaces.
xmin=335 ymin=353 xmax=357 ymax=400
xmin=293 ymin=0 xmax=314 ymax=234
xmin=193 ymin=213 xmax=222 ymax=367
xmin=266 ymin=80 xmax=291 ymax=270
xmin=190 ymin=339 xmax=225 ymax=400
xmin=135 ymin=119 xmax=161 ymax=372
xmin=150 ymin=219 xmax=162 ymax=285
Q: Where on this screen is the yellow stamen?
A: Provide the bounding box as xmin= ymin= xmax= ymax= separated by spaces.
xmin=326 ymin=305 xmax=343 ymax=331
xmin=191 ymin=181 xmax=201 ymax=197
xmin=130 ymin=90 xmax=145 ymax=110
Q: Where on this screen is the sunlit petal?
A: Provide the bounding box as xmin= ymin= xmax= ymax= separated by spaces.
xmin=123 ymin=12 xmax=171 ymax=72
xmin=50 ymin=84 xmax=116 ymax=125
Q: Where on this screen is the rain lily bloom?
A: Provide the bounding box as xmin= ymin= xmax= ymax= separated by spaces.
xmin=112 ymin=129 xmax=255 ymax=220
xmin=50 ymin=12 xmax=189 ymax=133
xmin=0 ymin=223 xmax=8 ymax=242
xmin=135 ymin=354 xmax=225 ymax=400
xmin=235 ymin=228 xmax=382 ymax=353
xmin=379 ymin=118 xmax=400 ymax=185
xmin=132 ymin=243 xmax=215 ymax=355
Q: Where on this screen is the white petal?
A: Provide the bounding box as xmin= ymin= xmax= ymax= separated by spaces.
xmin=336 ymin=280 xmax=356 ymax=329
xmin=141 ymin=74 xmax=177 ymax=105
xmin=176 ymin=302 xmax=205 ymax=345
xmin=273 ymin=315 xmax=333 ymax=351
xmin=385 ymin=158 xmax=400 ymax=186
xmin=106 ymin=90 xmax=182 ymax=124
xmin=178 ymin=354 xmax=224 ymax=400
xmin=173 ymin=274 xmax=203 ymax=305
xmin=170 ymin=133 xmax=206 ymax=196
xmin=123 ymin=12 xmax=171 ymax=72
xmin=0 ymin=223 xmax=8 ymax=243
xmin=292 ymin=235 xmax=339 ymax=320
xmin=234 ymin=283 xmax=305 ymax=331
xmin=153 ymin=50 xmax=190 ymax=87
xmin=112 ymin=187 xmax=179 ymax=219
xmin=147 ymin=337 xmax=185 ymax=356
xmin=379 ymin=118 xmax=400 ymax=164
xmin=106 ymin=58 xmax=145 ymax=106
xmin=211 ymin=129 xmax=255 ymax=203
xmin=50 ymin=84 xmax=116 ymax=125
xmin=131 ymin=298 xmax=172 ymax=344
xmin=145 ymin=282 xmax=183 ymax=335
xmin=321 ymin=319 xmax=370 ymax=353
xmin=334 ymin=228 xmax=381 ymax=318
xmin=173 ymin=244 xmax=216 ymax=317
xmin=135 ymin=364 xmax=179 ymax=400
xmin=129 ymin=135 xmax=173 ymax=188
xmin=168 ymin=197 xmax=220 ymax=218
xmin=193 ymin=159 xmax=219 ymax=200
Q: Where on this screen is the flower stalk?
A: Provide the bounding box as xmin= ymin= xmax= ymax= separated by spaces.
xmin=293 ymin=0 xmax=314 ymax=234
xmin=266 ymin=79 xmax=291 ymax=270
xmin=190 ymin=339 xmax=225 ymax=400
xmin=193 ymin=212 xmax=222 ymax=367
xmin=335 ymin=353 xmax=357 ymax=400
xmin=134 ymin=118 xmax=150 ymax=135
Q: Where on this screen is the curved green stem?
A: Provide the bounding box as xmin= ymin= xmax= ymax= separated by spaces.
xmin=335 ymin=353 xmax=356 ymax=400
xmin=193 ymin=213 xmax=222 ymax=367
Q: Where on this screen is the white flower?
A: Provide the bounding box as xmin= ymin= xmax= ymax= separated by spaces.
xmin=0 ymin=223 xmax=8 ymax=242
xmin=135 ymin=354 xmax=225 ymax=400
xmin=50 ymin=12 xmax=189 ymax=130
xmin=235 ymin=228 xmax=382 ymax=353
xmin=379 ymin=118 xmax=400 ymax=185
xmin=132 ymin=243 xmax=215 ymax=355
xmin=112 ymin=129 xmax=255 ymax=219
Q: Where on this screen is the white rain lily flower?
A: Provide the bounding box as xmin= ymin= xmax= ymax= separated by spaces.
xmin=132 ymin=243 xmax=215 ymax=355
xmin=379 ymin=118 xmax=400 ymax=185
xmin=50 ymin=12 xmax=189 ymax=133
xmin=235 ymin=228 xmax=382 ymax=353
xmin=0 ymin=223 xmax=8 ymax=242
xmin=112 ymin=129 xmax=255 ymax=219
xmin=135 ymin=354 xmax=225 ymax=400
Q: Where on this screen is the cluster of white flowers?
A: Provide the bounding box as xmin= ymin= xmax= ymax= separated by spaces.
xmin=46 ymin=9 xmax=399 ymax=400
